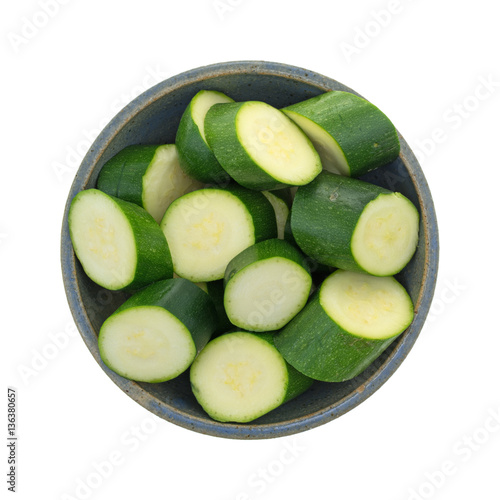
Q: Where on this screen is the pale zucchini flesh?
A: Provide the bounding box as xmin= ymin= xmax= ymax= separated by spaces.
xmin=99 ymin=306 xmax=196 ymax=383
xmin=237 ymin=102 xmax=321 ymax=185
xmin=319 ymin=270 xmax=414 ymax=340
xmin=190 ymin=332 xmax=288 ymax=423
xmin=69 ymin=191 xmax=136 ymax=289
xmin=142 ymin=144 xmax=202 ymax=223
xmin=161 ymin=189 xmax=256 ymax=282
xmin=351 ymin=192 xmax=420 ymax=276
xmin=224 ymin=257 xmax=311 ymax=332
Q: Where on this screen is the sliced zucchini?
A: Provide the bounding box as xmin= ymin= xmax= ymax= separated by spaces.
xmin=224 ymin=239 xmax=312 ymax=332
xmin=98 ymin=278 xmax=217 ymax=383
xmin=283 ymin=91 xmax=400 ymax=177
xmin=97 ymin=144 xmax=202 ymax=223
xmin=205 ymin=100 xmax=322 ymax=190
xmin=190 ymin=331 xmax=313 ymax=423
xmin=291 ymin=171 xmax=419 ymax=276
xmin=273 ymin=270 xmax=414 ymax=382
xmin=262 ymin=189 xmax=292 ymax=239
xmin=68 ymin=189 xmax=172 ymax=291
xmin=176 ymin=90 xmax=235 ymax=183
xmin=160 ymin=185 xmax=276 ymax=282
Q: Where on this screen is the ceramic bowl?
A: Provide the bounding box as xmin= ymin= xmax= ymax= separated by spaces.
xmin=61 ymin=61 xmax=439 ymax=439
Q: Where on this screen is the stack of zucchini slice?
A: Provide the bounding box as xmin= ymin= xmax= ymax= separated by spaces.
xmin=68 ymin=88 xmax=419 ymax=423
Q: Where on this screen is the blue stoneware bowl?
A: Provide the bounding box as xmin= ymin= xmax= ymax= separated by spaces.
xmin=61 ymin=61 xmax=439 ymax=439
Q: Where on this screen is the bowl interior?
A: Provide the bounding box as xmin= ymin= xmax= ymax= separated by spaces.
xmin=61 ymin=61 xmax=438 ymax=439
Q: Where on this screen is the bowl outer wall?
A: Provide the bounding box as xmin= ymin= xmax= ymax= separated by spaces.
xmin=61 ymin=60 xmax=439 ymax=439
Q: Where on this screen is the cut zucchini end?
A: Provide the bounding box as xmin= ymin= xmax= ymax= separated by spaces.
xmin=69 ymin=189 xmax=137 ymax=290
xmin=142 ymin=144 xmax=201 ymax=223
xmin=191 ymin=90 xmax=234 ymax=144
xmin=283 ymin=110 xmax=350 ymax=176
xmin=351 ymin=192 xmax=420 ymax=276
xmin=99 ymin=305 xmax=196 ymax=383
xmin=224 ymin=257 xmax=312 ymax=332
xmin=320 ymin=270 xmax=414 ymax=340
xmin=190 ymin=332 xmax=288 ymax=423
xmin=236 ymin=101 xmax=322 ymax=185
xmin=161 ymin=189 xmax=256 ymax=282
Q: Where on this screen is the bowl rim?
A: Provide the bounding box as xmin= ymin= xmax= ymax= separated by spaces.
xmin=61 ymin=60 xmax=439 ymax=439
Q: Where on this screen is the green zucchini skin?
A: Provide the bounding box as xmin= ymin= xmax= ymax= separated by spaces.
xmin=217 ymin=183 xmax=278 ymax=242
xmin=112 ymin=195 xmax=173 ymax=291
xmin=176 ymin=91 xmax=234 ymax=184
xmin=283 ymin=91 xmax=400 ymax=177
xmin=283 ymin=211 xmax=297 ymax=246
xmin=273 ymin=291 xmax=397 ymax=382
xmin=96 ymin=145 xmax=159 ymax=206
xmin=205 ymin=280 xmax=233 ymax=335
xmin=284 ymin=211 xmax=334 ymax=278
xmin=224 ymin=238 xmax=310 ymax=287
xmin=69 ymin=189 xmax=173 ymax=292
xmin=291 ymin=171 xmax=391 ymax=272
xmin=113 ymin=278 xmax=217 ymax=353
xmin=254 ymin=332 xmax=314 ymax=403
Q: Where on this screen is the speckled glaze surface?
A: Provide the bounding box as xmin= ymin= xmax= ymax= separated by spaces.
xmin=61 ymin=61 xmax=439 ymax=439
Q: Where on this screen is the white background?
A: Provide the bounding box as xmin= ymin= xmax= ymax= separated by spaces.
xmin=2 ymin=0 xmax=500 ymax=499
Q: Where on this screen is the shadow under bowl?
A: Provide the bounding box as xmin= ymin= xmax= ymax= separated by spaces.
xmin=61 ymin=60 xmax=439 ymax=439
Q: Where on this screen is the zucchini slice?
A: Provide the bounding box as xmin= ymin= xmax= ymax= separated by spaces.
xmin=205 ymin=100 xmax=322 ymax=190
xmin=283 ymin=91 xmax=400 ymax=177
xmin=68 ymin=189 xmax=173 ymax=291
xmin=97 ymin=144 xmax=202 ymax=223
xmin=273 ymin=270 xmax=414 ymax=382
xmin=224 ymin=239 xmax=312 ymax=332
xmin=190 ymin=331 xmax=313 ymax=423
xmin=291 ymin=171 xmax=419 ymax=276
xmin=98 ymin=278 xmax=217 ymax=383
xmin=176 ymin=90 xmax=235 ymax=183
xmin=160 ymin=185 xmax=277 ymax=282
